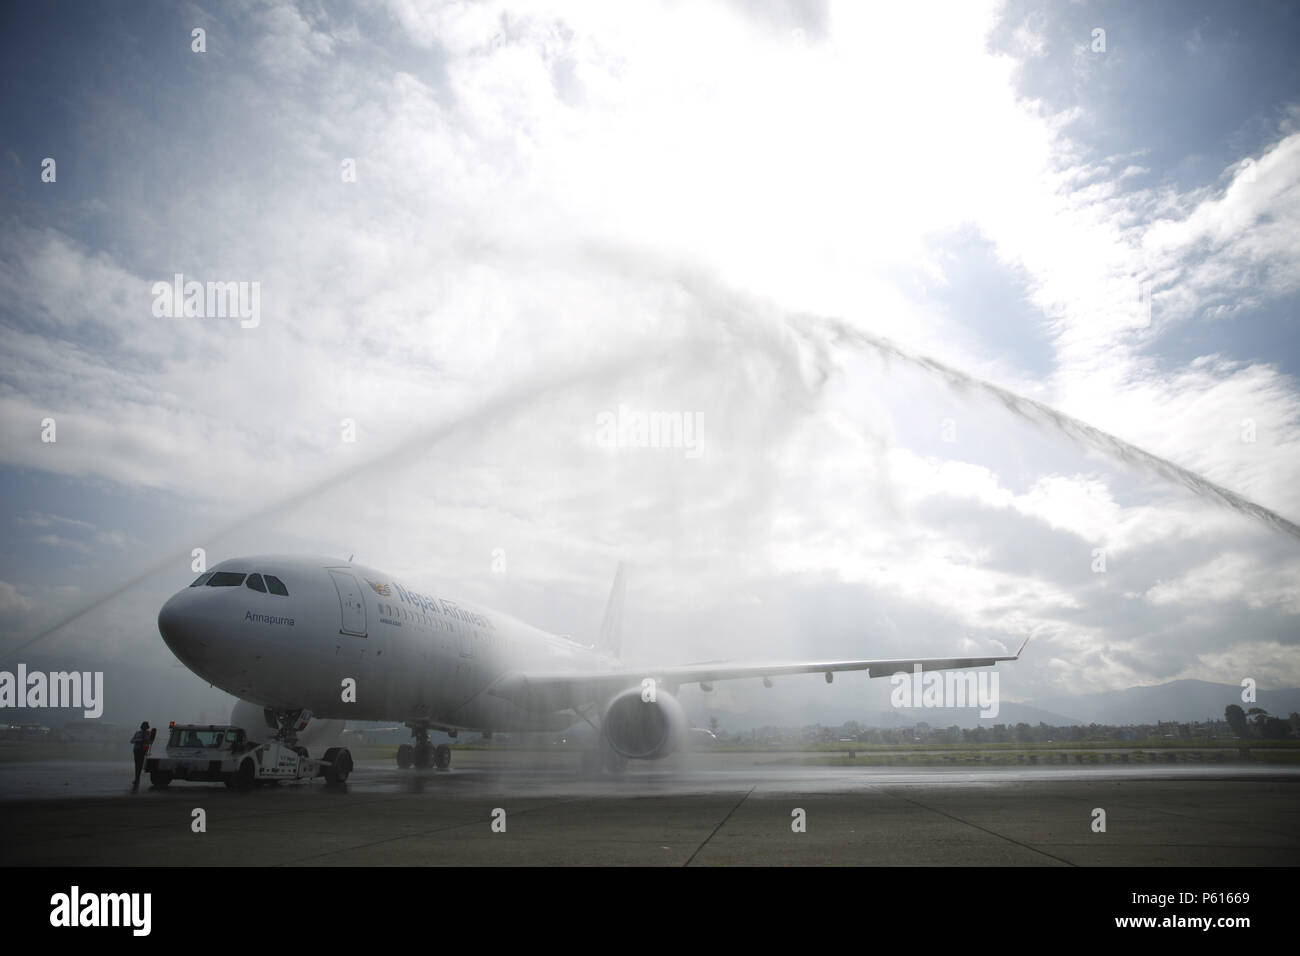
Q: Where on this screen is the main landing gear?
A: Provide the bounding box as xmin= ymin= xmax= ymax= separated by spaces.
xmin=397 ymin=723 xmax=452 ymax=771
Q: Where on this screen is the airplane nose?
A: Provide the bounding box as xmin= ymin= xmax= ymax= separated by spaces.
xmin=158 ymin=590 xmax=202 ymax=661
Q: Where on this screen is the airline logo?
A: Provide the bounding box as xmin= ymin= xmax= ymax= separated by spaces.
xmin=366 ymin=579 xmax=392 ymax=596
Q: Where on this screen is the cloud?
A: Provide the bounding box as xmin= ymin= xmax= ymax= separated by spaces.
xmin=1145 ymin=551 xmax=1300 ymax=614
xmin=0 ymin=581 xmax=34 ymax=615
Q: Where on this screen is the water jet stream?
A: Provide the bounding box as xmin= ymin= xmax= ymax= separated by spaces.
xmin=792 ymin=313 xmax=1300 ymax=543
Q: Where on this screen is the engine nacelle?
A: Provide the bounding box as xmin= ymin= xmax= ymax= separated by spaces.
xmin=602 ymin=687 xmax=687 ymax=760
xmin=230 ymin=700 xmax=345 ymax=753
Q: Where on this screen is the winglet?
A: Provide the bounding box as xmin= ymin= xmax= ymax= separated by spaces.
xmin=1014 ymin=636 xmax=1031 ymax=658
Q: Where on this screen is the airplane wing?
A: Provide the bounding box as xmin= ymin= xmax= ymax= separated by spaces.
xmin=487 ymin=638 xmax=1030 ymax=713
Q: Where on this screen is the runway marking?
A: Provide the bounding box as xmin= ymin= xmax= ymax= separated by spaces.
xmin=879 ymin=788 xmax=1078 ymax=867
xmin=6 ymin=766 xmax=1299 ymax=866
xmin=683 ymin=786 xmax=754 ymax=867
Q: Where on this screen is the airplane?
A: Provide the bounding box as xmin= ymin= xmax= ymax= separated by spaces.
xmin=157 ymin=554 xmax=1028 ymax=773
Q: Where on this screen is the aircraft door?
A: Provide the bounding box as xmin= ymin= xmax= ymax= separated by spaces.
xmin=328 ymin=570 xmax=368 ymax=637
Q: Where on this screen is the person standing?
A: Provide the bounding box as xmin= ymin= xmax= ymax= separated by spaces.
xmin=129 ymin=721 xmax=152 ymax=790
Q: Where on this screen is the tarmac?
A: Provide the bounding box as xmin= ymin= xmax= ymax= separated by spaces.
xmin=2 ymin=752 xmax=1297 ymax=866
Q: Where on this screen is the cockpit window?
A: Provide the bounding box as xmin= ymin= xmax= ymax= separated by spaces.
xmin=246 ymin=573 xmax=267 ymax=593
xmin=207 ymin=572 xmax=246 ymax=587
xmin=189 ymin=572 xmax=215 ymax=587
xmin=264 ymin=575 xmax=289 ymax=597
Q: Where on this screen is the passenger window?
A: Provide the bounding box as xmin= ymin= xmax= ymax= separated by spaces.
xmin=189 ymin=572 xmax=214 ymax=587
xmin=264 ymin=575 xmax=289 ymax=596
xmin=246 ymin=574 xmax=267 ymax=593
xmin=207 ymin=572 xmax=246 ymax=587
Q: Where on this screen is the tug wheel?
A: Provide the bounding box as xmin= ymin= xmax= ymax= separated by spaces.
xmin=323 ymin=747 xmax=353 ymax=784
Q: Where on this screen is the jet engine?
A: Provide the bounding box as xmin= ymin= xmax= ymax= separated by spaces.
xmin=601 ymin=686 xmax=687 ymax=760
xmin=230 ymin=699 xmax=345 ymax=754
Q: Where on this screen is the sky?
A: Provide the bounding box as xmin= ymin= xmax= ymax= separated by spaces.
xmin=0 ymin=0 xmax=1297 ymax=729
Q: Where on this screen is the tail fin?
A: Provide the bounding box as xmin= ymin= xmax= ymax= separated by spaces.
xmin=597 ymin=563 xmax=626 ymax=659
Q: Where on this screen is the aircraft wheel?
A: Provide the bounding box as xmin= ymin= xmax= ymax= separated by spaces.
xmin=323 ymin=747 xmax=353 ymax=784
xmin=433 ymin=744 xmax=451 ymax=770
xmin=396 ymin=744 xmax=413 ymax=768
xmin=413 ymin=743 xmax=432 ymax=769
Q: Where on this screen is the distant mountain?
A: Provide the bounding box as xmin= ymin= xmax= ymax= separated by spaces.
xmin=1027 ymin=679 xmax=1300 ymax=725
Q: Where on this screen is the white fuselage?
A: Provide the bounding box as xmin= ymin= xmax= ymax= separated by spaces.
xmin=157 ymin=554 xmax=616 ymax=732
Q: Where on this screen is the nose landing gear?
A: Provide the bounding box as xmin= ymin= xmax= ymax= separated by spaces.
xmin=267 ymin=708 xmax=308 ymax=747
